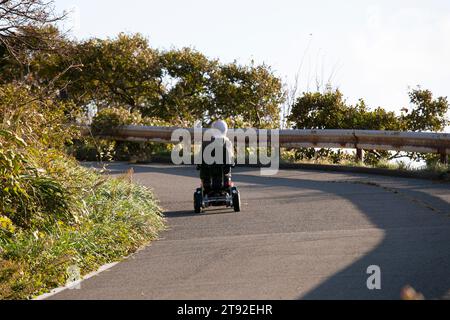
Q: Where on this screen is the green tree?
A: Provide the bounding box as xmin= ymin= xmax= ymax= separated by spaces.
xmin=158 ymin=47 xmax=216 ymax=124
xmin=35 ymin=37 xmax=284 ymax=128
xmin=0 ymin=0 xmax=69 ymax=85
xmin=209 ymin=62 xmax=284 ymax=128
xmin=400 ymin=87 xmax=449 ymax=132
xmin=288 ymin=89 xmax=348 ymax=129
xmin=158 ymin=50 xmax=284 ymax=127
xmin=342 ymin=100 xmax=401 ymax=131
xmin=0 ymin=0 xmax=66 ymax=61
xmin=47 ymin=33 xmax=161 ymax=111
xmin=288 ymin=89 xmax=405 ymax=164
xmin=289 ymin=89 xmax=401 ymax=131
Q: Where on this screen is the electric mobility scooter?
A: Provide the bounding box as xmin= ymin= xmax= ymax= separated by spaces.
xmin=193 ymin=132 xmax=241 ymax=213
xmin=194 ymin=163 xmax=241 ymax=213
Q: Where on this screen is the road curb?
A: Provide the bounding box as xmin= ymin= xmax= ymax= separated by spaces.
xmin=33 ymin=262 xmax=119 ymax=300
xmin=276 ymin=162 xmax=449 ymax=181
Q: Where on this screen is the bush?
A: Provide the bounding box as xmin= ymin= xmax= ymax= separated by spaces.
xmin=0 ymin=129 xmax=74 ymax=228
xmin=91 ymin=107 xmax=141 ymax=135
xmin=0 ymin=83 xmax=79 ymax=149
xmin=0 ymin=85 xmax=165 ymax=299
xmin=0 ymin=160 xmax=165 ymax=299
xmin=74 ymin=107 xmax=173 ymax=162
xmin=0 ymin=3 xmax=167 ymax=299
xmin=281 ymin=147 xmax=355 ymax=164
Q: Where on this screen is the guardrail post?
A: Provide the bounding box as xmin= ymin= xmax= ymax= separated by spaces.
xmin=439 ymin=151 xmax=448 ymax=165
xmin=356 ymin=148 xmax=364 ymax=163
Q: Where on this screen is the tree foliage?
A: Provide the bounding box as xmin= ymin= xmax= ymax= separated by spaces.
xmin=400 ymin=88 xmax=449 ymax=132
xmin=2 ymin=0 xmax=449 ymax=169
xmin=209 ymin=62 xmax=283 ymax=128
xmin=289 ymin=88 xmax=448 ymax=132
xmin=288 ymin=88 xmax=449 ymax=164
xmin=0 ymin=0 xmax=67 ymax=62
xmin=32 ymin=34 xmax=284 ymax=128
xmin=289 ymin=89 xmax=401 ymax=131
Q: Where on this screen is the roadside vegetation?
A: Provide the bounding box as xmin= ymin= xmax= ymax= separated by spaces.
xmin=1 ymin=0 xmax=449 ymax=300
xmin=0 ymin=0 xmax=164 ymax=299
xmin=285 ymin=88 xmax=449 ymax=167
xmin=280 ymin=87 xmax=450 ymax=176
xmin=0 ymin=87 xmax=164 ymax=299
xmin=0 ymin=155 xmax=164 ymax=299
xmin=71 ymin=107 xmax=174 ymax=163
xmin=280 ymin=149 xmax=450 ymax=179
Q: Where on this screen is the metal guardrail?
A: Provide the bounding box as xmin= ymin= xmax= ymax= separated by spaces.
xmin=80 ymin=125 xmax=450 ymax=161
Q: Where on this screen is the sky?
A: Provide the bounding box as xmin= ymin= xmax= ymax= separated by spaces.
xmin=54 ymin=0 xmax=450 ymax=113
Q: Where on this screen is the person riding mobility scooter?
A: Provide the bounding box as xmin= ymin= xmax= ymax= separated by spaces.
xmin=194 ymin=120 xmax=241 ymax=213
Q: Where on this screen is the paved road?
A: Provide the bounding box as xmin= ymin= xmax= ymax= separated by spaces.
xmin=50 ymin=164 xmax=450 ymax=300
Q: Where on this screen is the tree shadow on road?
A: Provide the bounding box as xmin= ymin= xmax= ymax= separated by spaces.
xmin=237 ymin=172 xmax=450 ymax=300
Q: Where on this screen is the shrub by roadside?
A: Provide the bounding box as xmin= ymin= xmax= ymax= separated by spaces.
xmin=0 ymin=156 xmax=164 ymax=299
xmin=280 ymin=148 xmax=450 ymax=180
xmin=0 ymin=94 xmax=165 ymax=299
xmin=70 ymin=107 xmax=173 ymax=163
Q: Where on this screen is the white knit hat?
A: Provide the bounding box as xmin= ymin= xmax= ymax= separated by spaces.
xmin=211 ymin=120 xmax=228 ymax=137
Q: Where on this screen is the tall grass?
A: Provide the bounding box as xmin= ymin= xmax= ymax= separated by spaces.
xmin=281 ymin=148 xmax=450 ymax=178
xmin=0 ymin=86 xmax=165 ymax=299
xmin=0 ymin=161 xmax=165 ymax=299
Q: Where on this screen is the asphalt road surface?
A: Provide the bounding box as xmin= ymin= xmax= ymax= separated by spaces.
xmin=49 ymin=163 xmax=450 ymax=300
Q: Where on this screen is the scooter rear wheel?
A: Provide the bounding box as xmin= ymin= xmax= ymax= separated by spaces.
xmin=232 ymin=188 xmax=241 ymax=212
xmin=194 ymin=189 xmax=203 ymax=213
